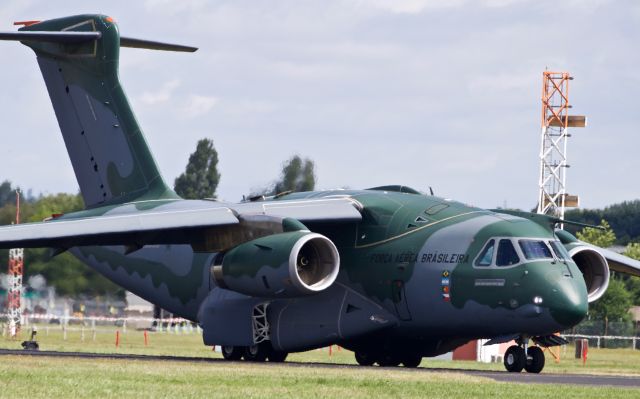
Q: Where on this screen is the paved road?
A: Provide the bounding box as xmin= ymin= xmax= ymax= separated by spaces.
xmin=1 ymin=348 xmax=639 ymax=388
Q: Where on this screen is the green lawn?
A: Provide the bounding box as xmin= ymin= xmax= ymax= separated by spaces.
xmin=3 ymin=325 xmax=640 ymax=375
xmin=1 ymin=325 xmax=640 ymax=398
xmin=0 ymin=355 xmax=639 ymax=399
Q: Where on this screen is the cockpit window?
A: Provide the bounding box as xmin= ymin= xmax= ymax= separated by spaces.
xmin=497 ymin=239 xmax=520 ymax=266
xmin=518 ymin=240 xmax=553 ymax=260
xmin=549 ymin=241 xmax=570 ymax=260
xmin=476 ymin=239 xmax=495 ymax=266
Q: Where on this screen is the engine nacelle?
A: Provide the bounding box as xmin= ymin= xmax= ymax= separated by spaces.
xmin=212 ymin=231 xmax=340 ymax=298
xmin=569 ymin=246 xmax=610 ymax=303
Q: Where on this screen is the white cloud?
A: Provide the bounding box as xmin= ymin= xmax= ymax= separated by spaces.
xmin=355 ymin=0 xmax=526 ymax=14
xmin=357 ymin=0 xmax=464 ymax=14
xmin=139 ymin=79 xmax=181 ymax=105
xmin=143 ymin=0 xmax=208 ymax=14
xmin=468 ymin=72 xmax=534 ymax=92
xmin=0 ymin=0 xmax=638 ymax=210
xmin=181 ymin=94 xmax=219 ymax=118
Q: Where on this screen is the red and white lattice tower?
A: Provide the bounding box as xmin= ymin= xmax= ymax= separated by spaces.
xmin=536 ymin=71 xmax=586 ymax=224
xmin=6 ymin=191 xmax=23 ymax=337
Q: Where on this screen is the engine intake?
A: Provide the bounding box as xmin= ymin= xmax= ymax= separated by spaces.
xmin=569 ymin=246 xmax=610 ymax=303
xmin=212 ymin=231 xmax=340 ymax=298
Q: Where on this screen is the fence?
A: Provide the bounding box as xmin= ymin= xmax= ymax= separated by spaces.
xmin=4 ymin=314 xmax=640 ymax=352
xmin=1 ymin=313 xmax=201 ymax=339
xmin=561 ymin=334 xmax=640 ymax=350
xmin=563 ymin=319 xmax=640 ymax=349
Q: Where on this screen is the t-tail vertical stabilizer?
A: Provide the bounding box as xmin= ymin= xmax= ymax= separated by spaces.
xmin=0 ymin=15 xmax=197 ymax=208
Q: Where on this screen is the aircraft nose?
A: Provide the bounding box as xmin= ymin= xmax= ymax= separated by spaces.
xmin=549 ymin=278 xmax=588 ymax=328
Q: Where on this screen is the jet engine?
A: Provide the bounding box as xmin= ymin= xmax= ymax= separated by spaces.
xmin=569 ymin=246 xmax=610 ymax=303
xmin=212 ymin=231 xmax=340 ymax=298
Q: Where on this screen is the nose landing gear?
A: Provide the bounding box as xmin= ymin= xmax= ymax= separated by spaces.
xmin=504 ymin=338 xmax=545 ymax=373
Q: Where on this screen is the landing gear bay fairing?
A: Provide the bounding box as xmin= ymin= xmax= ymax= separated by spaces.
xmin=1 ymin=15 xmax=638 ymax=373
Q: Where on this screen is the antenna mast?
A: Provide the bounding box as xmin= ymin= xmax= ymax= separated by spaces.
xmin=536 ymin=71 xmax=586 ymax=225
xmin=6 ymin=190 xmax=24 ymax=338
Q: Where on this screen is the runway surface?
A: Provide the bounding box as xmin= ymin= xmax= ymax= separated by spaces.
xmin=1 ymin=348 xmax=639 ymax=388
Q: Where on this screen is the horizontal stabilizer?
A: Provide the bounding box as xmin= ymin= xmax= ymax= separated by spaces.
xmin=0 ymin=31 xmax=196 ymax=52
xmin=120 ymin=36 xmax=197 ymax=52
xmin=0 ymin=31 xmax=101 ymax=43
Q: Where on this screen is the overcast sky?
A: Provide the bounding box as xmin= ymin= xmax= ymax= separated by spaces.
xmin=0 ymin=0 xmax=638 ymax=210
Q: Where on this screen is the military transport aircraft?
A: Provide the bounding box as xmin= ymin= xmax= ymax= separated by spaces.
xmin=1 ymin=14 xmax=639 ymax=373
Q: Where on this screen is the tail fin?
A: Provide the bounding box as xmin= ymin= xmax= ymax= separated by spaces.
xmin=1 ymin=15 xmax=196 ymax=208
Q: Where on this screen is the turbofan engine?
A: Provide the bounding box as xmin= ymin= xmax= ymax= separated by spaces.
xmin=212 ymin=231 xmax=340 ymax=298
xmin=569 ymin=246 xmax=610 ymax=303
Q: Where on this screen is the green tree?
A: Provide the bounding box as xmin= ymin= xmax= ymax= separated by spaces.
xmin=174 ymin=139 xmax=221 ymax=199
xmin=589 ymin=278 xmax=632 ymax=337
xmin=622 ymin=243 xmax=640 ymax=306
xmin=273 ymin=155 xmax=315 ymax=194
xmin=576 ymin=220 xmax=616 ymax=248
xmin=0 ymin=180 xmax=17 ymax=207
xmin=27 ymin=193 xmax=84 ymax=223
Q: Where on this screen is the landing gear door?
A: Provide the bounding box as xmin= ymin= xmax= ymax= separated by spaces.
xmin=391 ymin=280 xmax=412 ymax=321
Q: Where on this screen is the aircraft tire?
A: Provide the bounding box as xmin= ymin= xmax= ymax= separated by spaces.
xmin=221 ymin=345 xmax=243 ymax=361
xmin=524 ymin=346 xmax=545 ymax=374
xmin=354 ymin=351 xmax=376 ymax=366
xmin=401 ymin=355 xmax=422 ymax=368
xmin=504 ymin=345 xmax=525 ymax=372
xmin=268 ymin=351 xmax=288 ymax=363
xmin=244 ymin=343 xmax=269 ymax=362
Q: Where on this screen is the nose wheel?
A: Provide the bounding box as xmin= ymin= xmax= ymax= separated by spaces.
xmin=503 ymin=344 xmax=545 ymax=373
xmin=524 ymin=346 xmax=545 ymax=373
xmin=504 ymin=345 xmax=525 ymax=372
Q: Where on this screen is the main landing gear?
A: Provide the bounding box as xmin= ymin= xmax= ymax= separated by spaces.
xmin=221 ymin=342 xmax=288 ymax=363
xmin=504 ymin=341 xmax=545 ymax=373
xmin=354 ymin=350 xmax=422 ymax=368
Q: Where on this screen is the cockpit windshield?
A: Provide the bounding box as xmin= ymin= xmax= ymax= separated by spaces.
xmin=474 ymin=237 xmax=570 ymax=267
xmin=476 ymin=239 xmax=495 ymax=266
xmin=496 ymin=239 xmax=520 ymax=266
xmin=518 ymin=240 xmax=553 ymax=260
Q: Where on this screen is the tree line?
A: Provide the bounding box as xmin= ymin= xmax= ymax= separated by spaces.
xmin=565 ymin=201 xmax=640 ymax=245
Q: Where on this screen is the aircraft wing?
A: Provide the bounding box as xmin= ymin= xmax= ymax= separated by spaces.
xmin=556 ymin=230 xmax=640 ymax=278
xmin=0 ymin=198 xmax=362 ymax=252
xmin=590 ymin=245 xmax=640 ymax=278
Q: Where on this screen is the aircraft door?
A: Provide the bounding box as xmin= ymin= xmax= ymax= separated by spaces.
xmin=391 ymin=280 xmax=412 ymax=321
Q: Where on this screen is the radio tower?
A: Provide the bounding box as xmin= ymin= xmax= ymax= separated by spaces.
xmin=6 ymin=190 xmax=24 ymax=338
xmin=536 ymin=71 xmax=586 ymax=224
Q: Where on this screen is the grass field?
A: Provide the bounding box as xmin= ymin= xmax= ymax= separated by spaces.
xmin=1 ymin=325 xmax=640 ymax=398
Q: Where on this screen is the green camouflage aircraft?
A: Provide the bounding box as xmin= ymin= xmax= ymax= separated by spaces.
xmin=1 ymin=14 xmax=639 ymax=373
